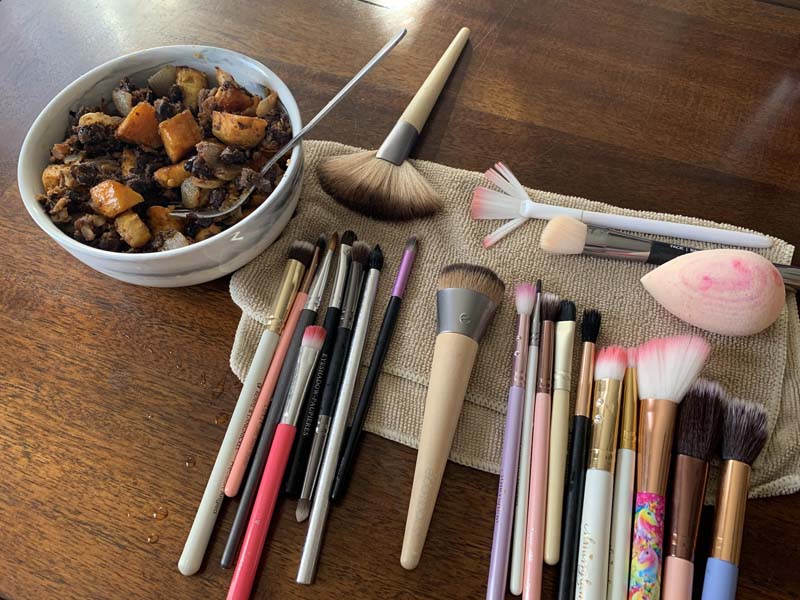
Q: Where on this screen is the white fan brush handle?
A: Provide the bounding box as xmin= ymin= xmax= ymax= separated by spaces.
xmin=607 ymin=448 xmax=636 ymax=600
xmin=575 ymin=469 xmax=614 ymax=600
xmin=178 ymin=329 xmax=279 ymax=576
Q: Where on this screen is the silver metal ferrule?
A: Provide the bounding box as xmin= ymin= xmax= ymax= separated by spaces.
xmin=530 ymin=293 xmax=542 ymax=346
xmin=584 ymin=227 xmax=651 ymax=262
xmin=305 ymin=249 xmax=334 ymax=312
xmin=777 ymin=265 xmax=800 ymax=289
xmin=329 ymin=244 xmax=352 ymax=309
xmin=436 ymin=288 xmax=498 ymax=342
xmin=281 ymin=346 xmax=321 ymax=426
xmin=340 ymin=264 xmax=365 ymax=329
xmin=375 ymin=120 xmax=420 ymax=165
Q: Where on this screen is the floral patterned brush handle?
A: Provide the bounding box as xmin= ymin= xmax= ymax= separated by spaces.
xmin=628 ymin=492 xmax=665 ymax=600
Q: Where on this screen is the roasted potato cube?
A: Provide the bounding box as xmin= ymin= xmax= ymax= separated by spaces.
xmin=159 ymin=230 xmax=192 ymax=251
xmin=147 ymin=205 xmax=184 ymax=235
xmin=158 ymin=110 xmax=203 ymax=162
xmin=42 ymin=164 xmax=72 ymax=192
xmin=213 ymin=85 xmax=253 ymax=113
xmin=115 ymin=211 xmax=152 ymax=248
xmin=175 ymin=66 xmax=208 ymax=111
xmin=89 ymin=180 xmax=144 ymax=217
xmin=193 ymin=224 xmax=221 ymax=242
xmin=115 ymin=102 xmax=162 ymax=148
xmin=120 ymin=148 xmax=137 ymax=179
xmin=211 ymin=112 xmax=267 ymax=148
xmin=255 ymin=91 xmax=278 ymax=118
xmin=78 ymin=112 xmax=123 ymax=128
xmin=214 ymin=66 xmax=236 ymax=87
xmin=154 ymin=162 xmax=190 ymax=188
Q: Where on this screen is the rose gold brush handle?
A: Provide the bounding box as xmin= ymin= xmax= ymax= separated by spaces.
xmin=401 ymin=331 xmax=478 ymax=570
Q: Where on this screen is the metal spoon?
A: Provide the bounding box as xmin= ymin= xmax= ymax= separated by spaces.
xmin=171 ymin=29 xmax=407 ymax=219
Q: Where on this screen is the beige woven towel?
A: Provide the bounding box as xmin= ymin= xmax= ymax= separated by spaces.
xmin=229 ymin=140 xmax=800 ymax=500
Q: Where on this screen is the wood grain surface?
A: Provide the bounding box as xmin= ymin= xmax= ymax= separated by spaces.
xmin=1 ymin=0 xmax=799 ymax=598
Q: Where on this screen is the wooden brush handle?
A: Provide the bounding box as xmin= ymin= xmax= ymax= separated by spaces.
xmin=401 ymin=331 xmax=478 ymax=570
xmin=400 ymin=27 xmax=470 ymax=132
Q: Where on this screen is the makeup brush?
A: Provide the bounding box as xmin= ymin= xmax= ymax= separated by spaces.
xmin=285 ymin=231 xmax=356 ymax=498
xmin=226 ymin=325 xmax=326 ymax=600
xmin=539 ymin=216 xmax=800 ymax=287
xmin=628 ymin=335 xmax=711 ymax=600
xmin=606 ymin=347 xmax=638 ymax=600
xmin=509 ymin=280 xmax=541 ymax=595
xmin=574 ymin=346 xmax=627 ymax=600
xmin=662 ymin=379 xmax=725 ymax=600
xmin=556 ymin=308 xmax=601 ymax=600
xmin=486 ymin=283 xmax=536 ymax=600
xmin=332 ymin=237 xmax=418 ymax=501
xmin=401 ymin=263 xmax=505 ymax=570
xmin=472 ymin=163 xmax=772 ymax=248
xmin=544 ymin=300 xmax=577 ymax=566
xmin=225 ymin=235 xmax=326 ymax=498
xmin=220 ymin=235 xmax=335 ymax=568
xmin=178 ymin=240 xmax=313 ymax=577
xmin=701 ymin=399 xmax=768 ymax=600
xmin=297 ymin=246 xmax=384 ymax=584
xmin=318 ymin=28 xmax=471 ymax=221
xmin=522 ymin=292 xmax=560 ymax=600
xmin=296 ymin=241 xmax=371 ymax=522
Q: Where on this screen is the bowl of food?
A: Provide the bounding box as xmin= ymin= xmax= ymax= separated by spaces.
xmin=18 ymin=45 xmax=303 ymax=287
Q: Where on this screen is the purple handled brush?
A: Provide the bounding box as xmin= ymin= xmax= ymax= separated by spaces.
xmin=486 ymin=282 xmax=536 ymax=600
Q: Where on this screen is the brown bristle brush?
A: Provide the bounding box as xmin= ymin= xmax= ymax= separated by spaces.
xmin=662 ymin=379 xmax=725 ymax=600
xmin=318 ymin=28 xmax=471 ymax=221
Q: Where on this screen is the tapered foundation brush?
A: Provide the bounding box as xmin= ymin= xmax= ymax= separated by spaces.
xmin=662 ymin=379 xmax=725 ymax=600
xmin=401 ymin=263 xmax=504 ymax=570
xmin=318 ymin=28 xmax=471 ymax=221
xmin=701 ymin=399 xmax=768 ymax=600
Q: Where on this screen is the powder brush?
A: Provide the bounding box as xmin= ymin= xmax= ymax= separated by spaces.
xmin=401 ymin=263 xmax=504 ymax=570
xmin=662 ymin=379 xmax=725 ymax=600
xmin=318 ymin=28 xmax=470 ymax=221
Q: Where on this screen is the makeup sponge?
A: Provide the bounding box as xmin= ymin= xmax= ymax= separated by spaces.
xmin=641 ymin=249 xmax=785 ymax=336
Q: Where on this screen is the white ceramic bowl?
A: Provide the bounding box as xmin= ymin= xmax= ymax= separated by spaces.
xmin=18 ymin=45 xmax=303 ymax=287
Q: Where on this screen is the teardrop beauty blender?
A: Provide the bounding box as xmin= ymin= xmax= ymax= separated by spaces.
xmin=641 ymin=249 xmax=785 ymax=336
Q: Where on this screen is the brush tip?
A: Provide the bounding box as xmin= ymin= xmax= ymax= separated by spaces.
xmin=675 ymin=378 xmax=726 ymax=460
xmin=595 ymin=346 xmax=627 ymax=380
xmin=437 ymin=263 xmax=505 ymax=306
xmin=515 ymin=283 xmax=536 ymax=315
xmin=302 ymin=325 xmax=326 ymax=351
xmin=470 ymin=187 xmax=519 ymax=220
xmin=722 ymin=398 xmax=768 ymax=464
xmin=405 ymin=236 xmax=418 ymax=253
xmin=636 ymin=335 xmax=711 ymax=402
xmin=341 ymin=230 xmax=357 ymax=246
xmin=581 ymin=309 xmax=601 ymax=343
xmin=295 ymin=499 xmax=310 ymax=523
xmin=626 ymin=346 xmax=638 ymax=368
xmin=558 ymin=300 xmax=576 ymax=322
xmin=315 ymin=235 xmax=328 ymax=253
xmin=540 ymin=216 xmax=588 ymax=255
xmin=350 ymin=241 xmax=371 ymax=266
xmin=539 ymin=292 xmax=561 ymax=321
xmin=535 ymin=279 xmax=542 ymax=294
xmin=328 ymin=231 xmax=339 ymax=251
xmin=287 ymin=240 xmax=316 ymax=268
xmin=369 ymin=245 xmax=384 ymax=271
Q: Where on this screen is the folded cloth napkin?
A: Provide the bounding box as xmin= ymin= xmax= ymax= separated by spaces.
xmin=229 ymin=140 xmax=800 ymax=500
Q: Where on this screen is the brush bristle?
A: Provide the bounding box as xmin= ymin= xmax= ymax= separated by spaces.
xmin=437 ymin=263 xmax=505 ymax=306
xmin=318 ymin=150 xmax=441 ymax=221
xmin=558 ymin=300 xmax=576 ymax=322
xmin=341 ymin=230 xmax=357 ymax=246
xmin=539 ymin=216 xmax=588 ymax=255
xmin=635 ymin=335 xmax=711 ymax=403
xmin=626 ymin=346 xmax=638 ymax=368
xmin=287 ymin=240 xmax=316 ymax=268
xmin=315 ymin=235 xmax=328 ymax=254
xmin=675 ymin=379 xmax=725 ymax=460
xmin=295 ymin=498 xmax=310 ymax=522
xmin=515 ymin=283 xmax=536 ymax=316
xmin=369 ymin=245 xmax=384 ymax=271
xmin=594 ymin=346 xmax=627 ymax=381
xmin=405 ymin=236 xmax=418 ymax=253
xmin=302 ymin=325 xmax=327 ymax=351
xmin=581 ymin=309 xmax=601 ymax=343
xmin=350 ymin=241 xmax=371 ymax=266
xmin=470 ymin=187 xmax=520 ymax=220
xmin=539 ymin=292 xmax=561 ymax=322
xmin=328 ymin=232 xmax=339 ymax=251
xmin=722 ymin=398 xmax=768 ymax=464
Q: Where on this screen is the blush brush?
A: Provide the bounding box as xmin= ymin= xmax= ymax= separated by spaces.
xmin=318 ymin=28 xmax=470 ymax=221
xmin=662 ymin=379 xmax=725 ymax=600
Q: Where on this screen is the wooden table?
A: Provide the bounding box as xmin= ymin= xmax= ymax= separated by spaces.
xmin=2 ymin=1 xmax=798 ymax=598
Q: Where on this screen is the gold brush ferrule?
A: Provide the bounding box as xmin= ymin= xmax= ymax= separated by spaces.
xmin=574 ymin=342 xmax=595 ymax=418
xmin=588 ymin=378 xmax=623 ymax=472
xmin=620 ymin=366 xmax=638 ymax=450
xmin=667 ymin=454 xmax=709 ymax=560
xmin=264 ymin=259 xmax=305 ymax=333
xmin=711 ymin=460 xmax=751 ymax=566
xmin=637 ymin=398 xmax=679 ymax=496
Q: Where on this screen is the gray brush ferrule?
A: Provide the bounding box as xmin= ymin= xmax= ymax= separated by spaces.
xmin=376 ymin=120 xmax=419 ymax=165
xmin=436 ymin=288 xmax=497 ymax=342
